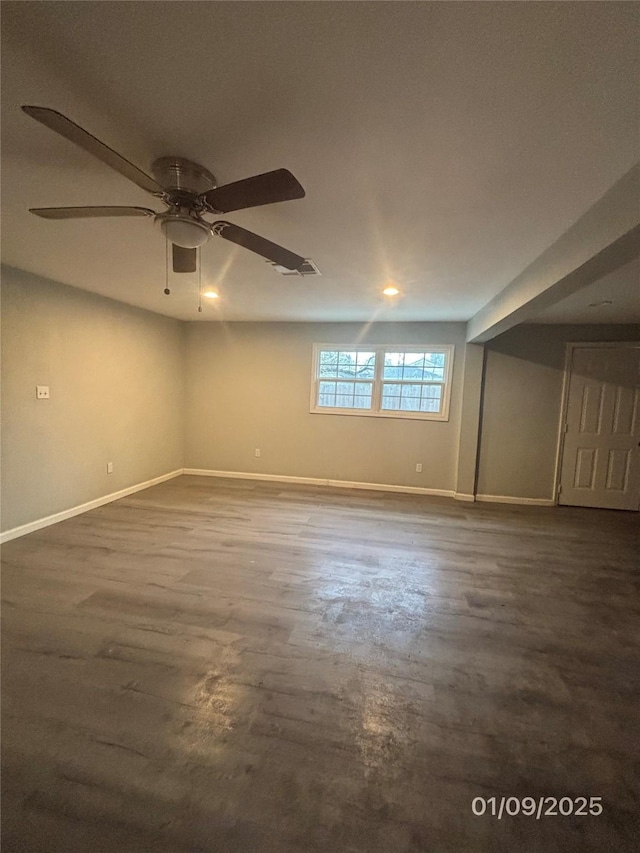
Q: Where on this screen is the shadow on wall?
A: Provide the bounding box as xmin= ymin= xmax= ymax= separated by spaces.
xmin=486 ymin=323 xmax=640 ymax=368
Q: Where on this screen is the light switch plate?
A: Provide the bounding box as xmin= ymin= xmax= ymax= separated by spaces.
xmin=36 ymin=385 xmax=50 ymax=399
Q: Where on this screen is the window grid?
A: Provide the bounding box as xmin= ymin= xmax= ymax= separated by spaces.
xmin=317 ymin=379 xmax=373 ymax=409
xmin=311 ymin=345 xmax=454 ymax=421
xmin=381 ymin=381 xmax=443 ymax=413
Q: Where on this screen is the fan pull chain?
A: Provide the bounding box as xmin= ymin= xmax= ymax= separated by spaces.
xmin=164 ymin=237 xmax=171 ymax=295
xmin=197 ymin=248 xmax=203 ymax=313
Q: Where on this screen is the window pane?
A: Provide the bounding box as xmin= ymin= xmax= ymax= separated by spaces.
xmin=318 ymin=379 xmax=373 ymax=410
xmin=420 ymin=398 xmax=441 ymax=412
xmin=337 ymin=353 xmax=356 ymax=378
xmin=383 ymin=352 xmax=404 ymax=379
xmin=422 ymin=366 xmax=444 ymax=380
xmin=398 ymin=383 xmax=423 ymax=410
xmin=420 ymin=385 xmax=442 ymax=412
xmin=383 ymin=350 xmax=448 ymax=381
xmin=382 ymin=383 xmax=401 ymax=397
xmin=421 ymin=385 xmax=441 ymax=398
xmin=382 ymin=395 xmax=400 ymax=410
xmin=336 ymin=395 xmax=353 ymax=407
xmin=380 ymin=381 xmax=443 ymax=413
xmin=353 ymin=391 xmax=372 ymax=408
xmin=336 ymin=351 xmax=359 ymax=378
xmin=355 ymin=352 xmax=375 ymax=378
xmin=402 ymin=366 xmax=424 ymax=380
xmin=319 ymin=349 xmax=377 ymax=379
xmin=402 ymin=354 xmax=425 ymax=380
xmin=319 ymin=351 xmax=338 ymax=378
xmin=381 ymin=383 xmax=403 ymax=410
xmin=383 ymin=365 xmax=402 ymax=379
xmin=337 ymin=365 xmax=357 ymax=378
xmin=335 ymin=382 xmax=354 ymax=408
xmin=318 ymin=380 xmax=336 ymax=407
xmin=401 ymin=397 xmax=420 ymax=411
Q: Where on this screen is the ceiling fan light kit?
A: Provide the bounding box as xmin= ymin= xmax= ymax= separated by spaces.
xmin=152 ymin=156 xmax=215 ymax=249
xmin=21 ymin=106 xmax=308 ymax=283
xmin=156 ymin=214 xmax=212 ymax=249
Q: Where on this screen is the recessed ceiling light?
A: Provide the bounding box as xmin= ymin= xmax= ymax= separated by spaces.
xmin=587 ymin=300 xmax=612 ymax=307
xmin=203 ymin=290 xmax=219 ymax=299
xmin=383 ymin=286 xmax=400 ymax=296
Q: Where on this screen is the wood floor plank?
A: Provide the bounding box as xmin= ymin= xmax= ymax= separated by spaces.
xmin=1 ymin=474 xmax=638 ymax=852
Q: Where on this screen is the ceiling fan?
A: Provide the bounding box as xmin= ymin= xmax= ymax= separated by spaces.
xmin=21 ymin=105 xmax=306 ymax=274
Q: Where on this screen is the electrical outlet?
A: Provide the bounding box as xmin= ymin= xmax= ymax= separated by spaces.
xmin=415 ymin=463 xmax=423 ymax=473
xmin=36 ymin=385 xmax=50 ymax=399
xmin=255 ymin=448 xmax=261 ymax=458
xmin=107 ymin=462 xmax=114 ymax=474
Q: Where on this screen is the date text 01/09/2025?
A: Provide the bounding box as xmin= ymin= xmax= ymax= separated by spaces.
xmin=472 ymin=796 xmax=603 ymax=819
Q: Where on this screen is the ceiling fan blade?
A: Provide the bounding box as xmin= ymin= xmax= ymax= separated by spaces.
xmin=29 ymin=206 xmax=156 ymax=219
xmin=213 ymin=221 xmax=305 ymax=270
xmin=172 ymin=244 xmax=197 ymax=273
xmin=22 ymin=106 xmax=162 ymax=195
xmin=203 ymin=169 xmax=305 ymax=213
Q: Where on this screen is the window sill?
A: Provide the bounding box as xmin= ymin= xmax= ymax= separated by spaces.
xmin=309 ymin=407 xmax=450 ymax=422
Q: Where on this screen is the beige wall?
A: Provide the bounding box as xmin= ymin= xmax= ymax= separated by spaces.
xmin=477 ymin=323 xmax=640 ymax=499
xmin=1 ymin=267 xmax=185 ymax=532
xmin=184 ymin=322 xmax=467 ymax=491
xmin=3 ymin=266 xmax=636 ymax=534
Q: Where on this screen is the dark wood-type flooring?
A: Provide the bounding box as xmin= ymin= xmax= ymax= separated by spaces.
xmin=2 ymin=475 xmax=639 ymax=852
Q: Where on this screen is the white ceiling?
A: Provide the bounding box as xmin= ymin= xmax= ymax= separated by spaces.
xmin=1 ymin=1 xmax=638 ymax=322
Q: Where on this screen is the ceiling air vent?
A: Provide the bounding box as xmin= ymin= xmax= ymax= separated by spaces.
xmin=269 ymin=259 xmax=321 ymax=276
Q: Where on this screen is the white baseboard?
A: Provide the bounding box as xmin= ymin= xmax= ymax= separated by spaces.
xmin=0 ymin=469 xmax=183 ymax=544
xmin=475 ymin=494 xmax=556 ymax=507
xmin=183 ymin=468 xmax=455 ymax=499
xmin=0 ymin=472 xmax=559 ymax=545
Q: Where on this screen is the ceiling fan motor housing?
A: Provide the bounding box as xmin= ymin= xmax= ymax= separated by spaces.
xmin=152 ymin=157 xmax=218 ymax=247
xmin=151 ymin=157 xmax=217 ymax=196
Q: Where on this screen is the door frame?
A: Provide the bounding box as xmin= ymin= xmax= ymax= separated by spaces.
xmin=553 ymin=341 xmax=640 ymax=506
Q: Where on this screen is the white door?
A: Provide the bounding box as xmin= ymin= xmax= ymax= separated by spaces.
xmin=559 ymin=344 xmax=640 ymax=510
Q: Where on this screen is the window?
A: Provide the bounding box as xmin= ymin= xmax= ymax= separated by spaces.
xmin=311 ymin=345 xmax=454 ymax=421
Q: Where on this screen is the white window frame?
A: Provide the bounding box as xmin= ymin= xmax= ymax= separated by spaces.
xmin=310 ymin=344 xmax=455 ymax=421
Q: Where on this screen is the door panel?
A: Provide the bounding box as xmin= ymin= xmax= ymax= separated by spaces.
xmin=559 ymin=345 xmax=640 ymax=510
